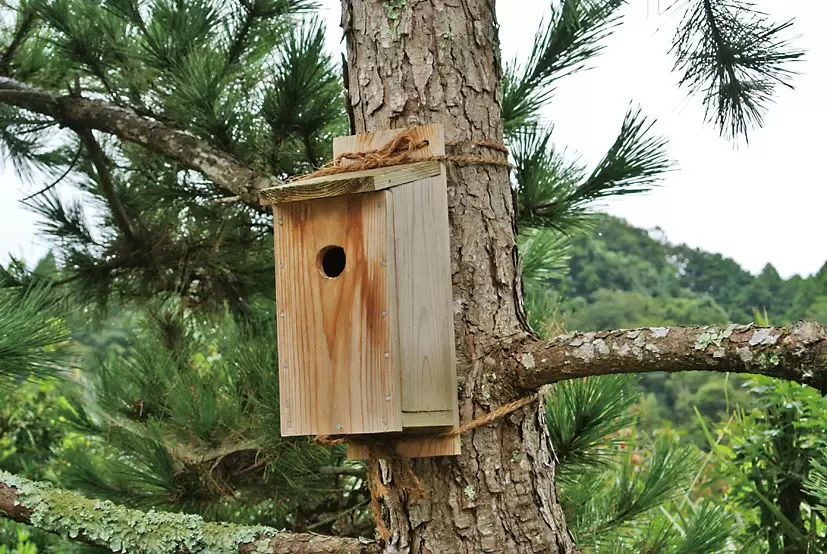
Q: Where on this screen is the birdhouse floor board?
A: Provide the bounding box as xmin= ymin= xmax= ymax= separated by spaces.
xmin=260 ymin=161 xmax=442 ymax=204
xmin=346 ymin=435 xmax=461 ymax=460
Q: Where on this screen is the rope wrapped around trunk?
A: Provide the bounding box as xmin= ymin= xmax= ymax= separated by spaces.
xmin=316 ymin=394 xmax=539 ymax=541
xmin=284 ymin=127 xmax=512 ymax=184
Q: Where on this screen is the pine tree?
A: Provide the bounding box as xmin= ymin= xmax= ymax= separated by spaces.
xmin=0 ymin=1 xmax=820 ymax=552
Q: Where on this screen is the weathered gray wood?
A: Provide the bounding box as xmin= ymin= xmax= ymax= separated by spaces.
xmin=259 ymin=161 xmax=441 ymax=204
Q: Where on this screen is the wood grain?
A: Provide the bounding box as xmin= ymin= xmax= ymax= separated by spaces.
xmin=346 ymin=435 xmax=461 ymax=460
xmin=401 ymin=411 xmax=456 ymax=427
xmin=274 ymin=192 xmax=401 ymax=436
xmin=259 ymin=161 xmax=441 ymax=205
xmin=333 ymin=124 xmax=445 ymax=165
xmin=389 ymin=171 xmax=458 ymax=426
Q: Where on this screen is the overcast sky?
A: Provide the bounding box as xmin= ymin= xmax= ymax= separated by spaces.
xmin=2 ymin=0 xmax=825 ymax=278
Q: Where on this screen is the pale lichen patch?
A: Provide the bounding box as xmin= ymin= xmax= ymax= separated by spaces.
xmin=571 ymin=342 xmax=595 ymax=361
xmin=650 ymin=327 xmax=669 ymax=339
xmin=0 ymin=471 xmax=285 ymax=553
xmin=695 ymin=326 xmax=734 ymax=351
xmin=593 ymin=339 xmax=610 ymax=356
xmin=521 ymin=353 xmax=536 ymax=369
xmin=736 ymin=347 xmax=754 ymax=363
xmin=749 ymin=328 xmax=780 ymax=346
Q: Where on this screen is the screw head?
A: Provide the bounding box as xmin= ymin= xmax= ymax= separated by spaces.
xmin=385 ymin=395 xmax=391 ymax=401
xmin=280 ymin=312 xmax=286 ymax=318
xmin=336 ymin=424 xmax=342 ymax=431
xmin=381 ymin=311 xmax=387 ymax=317
xmin=384 ymin=352 xmax=390 ymax=359
xmin=377 ymin=201 xmax=383 ymax=207
xmin=279 ymin=263 xmax=285 ymax=269
xmin=283 ymin=363 xmax=288 ymax=368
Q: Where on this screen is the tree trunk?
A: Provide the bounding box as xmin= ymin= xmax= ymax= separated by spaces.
xmin=341 ymin=2 xmax=576 ymax=552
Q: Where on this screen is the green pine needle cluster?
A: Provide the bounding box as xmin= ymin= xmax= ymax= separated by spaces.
xmin=0 ymin=285 xmax=69 ymax=382
xmin=670 ymin=0 xmax=803 ymax=141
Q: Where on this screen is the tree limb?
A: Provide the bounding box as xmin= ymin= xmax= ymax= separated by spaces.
xmin=0 ymin=471 xmax=379 ymax=554
xmin=0 ymin=77 xmax=276 ymax=205
xmin=513 ymin=322 xmax=827 ymax=393
xmin=76 ymin=128 xmax=137 ymax=243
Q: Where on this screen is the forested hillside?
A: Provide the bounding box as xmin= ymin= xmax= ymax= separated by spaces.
xmin=556 ymin=215 xmax=827 ymax=331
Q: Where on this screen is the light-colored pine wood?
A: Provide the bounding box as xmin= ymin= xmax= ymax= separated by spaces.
xmin=259 ymin=161 xmax=441 ymax=205
xmin=333 ymin=124 xmax=445 ymax=165
xmin=274 ymin=191 xmax=401 ymax=436
xmin=346 ymin=435 xmax=461 ymax=460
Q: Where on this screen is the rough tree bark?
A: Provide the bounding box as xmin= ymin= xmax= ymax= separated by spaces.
xmin=341 ymin=2 xmax=576 ymax=552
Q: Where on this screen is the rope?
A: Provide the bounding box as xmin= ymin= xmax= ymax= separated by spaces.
xmin=285 ymin=127 xmax=511 ymax=184
xmin=316 ymin=393 xmax=539 ymax=540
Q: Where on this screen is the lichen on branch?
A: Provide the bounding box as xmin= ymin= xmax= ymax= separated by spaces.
xmin=0 ymin=471 xmax=378 ymax=554
xmin=513 ymin=322 xmax=827 ymax=393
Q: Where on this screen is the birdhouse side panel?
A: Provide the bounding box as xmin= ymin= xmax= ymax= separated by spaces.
xmin=390 ymin=170 xmax=458 ymax=427
xmin=273 ymin=192 xmax=401 ymax=436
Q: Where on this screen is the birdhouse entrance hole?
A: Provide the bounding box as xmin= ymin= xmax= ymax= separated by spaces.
xmin=318 ymin=245 xmax=346 ymax=278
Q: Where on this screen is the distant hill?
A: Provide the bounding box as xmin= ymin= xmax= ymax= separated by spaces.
xmin=554 ymin=215 xmax=827 ymax=331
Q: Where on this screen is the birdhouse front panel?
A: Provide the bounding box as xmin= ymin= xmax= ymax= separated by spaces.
xmin=274 ymin=191 xmax=402 ymax=436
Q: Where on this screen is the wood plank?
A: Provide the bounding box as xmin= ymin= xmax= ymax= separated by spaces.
xmin=401 ymin=411 xmax=456 ymax=427
xmin=260 ymin=161 xmax=441 ymax=205
xmin=346 ymin=435 xmax=461 ymax=460
xmin=274 ymin=192 xmax=401 ymax=436
xmin=389 ymin=171 xmax=458 ymax=423
xmin=333 ymin=124 xmax=445 ymax=164
xmin=334 ymin=124 xmax=460 ymax=460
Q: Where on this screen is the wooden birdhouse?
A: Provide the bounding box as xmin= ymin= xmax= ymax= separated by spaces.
xmin=260 ymin=125 xmax=459 ymax=459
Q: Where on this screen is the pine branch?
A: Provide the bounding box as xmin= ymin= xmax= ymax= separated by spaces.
xmin=670 ymin=0 xmax=803 ymax=141
xmin=511 ymin=322 xmax=827 ymax=393
xmin=0 ymin=76 xmax=276 ymax=205
xmin=76 ymin=128 xmax=137 ymax=243
xmin=0 ymin=285 xmax=68 ymax=381
xmin=502 ymin=0 xmax=624 ymax=132
xmin=0 ymin=471 xmax=380 ymax=554
xmin=514 ymin=108 xmax=671 ymax=233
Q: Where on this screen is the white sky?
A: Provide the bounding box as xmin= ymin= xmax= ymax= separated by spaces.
xmin=2 ymin=0 xmax=825 ymax=278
